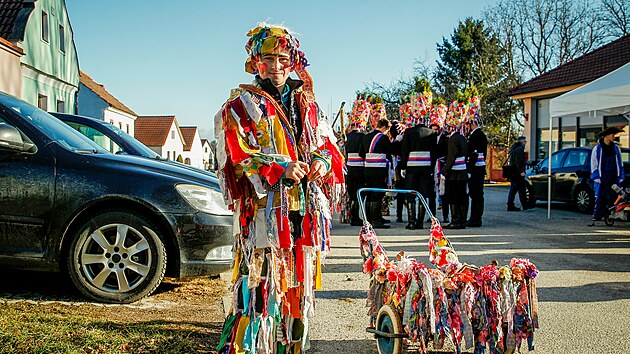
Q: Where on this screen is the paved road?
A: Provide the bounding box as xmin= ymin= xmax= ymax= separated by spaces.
xmin=308 ymin=185 xmax=630 ymax=353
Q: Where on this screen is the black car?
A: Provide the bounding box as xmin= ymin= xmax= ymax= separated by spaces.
xmin=0 ymin=92 xmax=233 ymax=303
xmin=526 ymin=146 xmax=630 ymax=213
xmin=50 ymin=112 xmax=162 ymax=159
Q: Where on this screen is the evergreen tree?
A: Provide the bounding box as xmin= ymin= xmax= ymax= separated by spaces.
xmin=435 ymin=18 xmax=520 ymax=146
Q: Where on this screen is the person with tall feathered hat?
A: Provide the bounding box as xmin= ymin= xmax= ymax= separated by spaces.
xmin=463 ymin=87 xmax=487 ymax=227
xmin=399 ymin=80 xmax=438 ymax=229
xmin=213 ymin=22 xmax=344 ymax=353
xmin=442 ymin=93 xmax=469 ymax=229
xmin=345 ymin=95 xmax=370 ymax=226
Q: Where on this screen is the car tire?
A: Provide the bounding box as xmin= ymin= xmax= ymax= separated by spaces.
xmin=575 ymin=187 xmax=594 ymax=214
xmin=525 ymin=183 xmax=537 ymax=209
xmin=66 ymin=210 xmax=167 ymax=303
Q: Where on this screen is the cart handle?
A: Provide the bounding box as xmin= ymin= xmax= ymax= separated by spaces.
xmin=357 ymin=188 xmax=435 ymax=224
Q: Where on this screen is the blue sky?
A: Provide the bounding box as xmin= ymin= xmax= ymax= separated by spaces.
xmin=66 ymin=0 xmax=496 ymax=139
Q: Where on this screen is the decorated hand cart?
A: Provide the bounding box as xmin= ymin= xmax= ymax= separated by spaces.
xmin=357 ymin=188 xmax=539 ymax=354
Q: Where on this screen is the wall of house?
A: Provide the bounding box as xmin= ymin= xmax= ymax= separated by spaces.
xmin=202 ymin=142 xmax=214 ymax=170
xmin=161 ymin=122 xmax=184 ymax=161
xmin=0 ymin=43 xmax=23 ymax=97
xmin=104 ymin=108 xmax=136 ymax=136
xmin=77 ymin=82 xmax=108 ymax=118
xmin=20 ymin=0 xmax=79 ymax=112
xmin=182 ymin=131 xmax=204 ymax=169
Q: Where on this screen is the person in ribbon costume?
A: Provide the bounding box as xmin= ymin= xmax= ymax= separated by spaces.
xmin=213 ymin=23 xmax=344 ymax=353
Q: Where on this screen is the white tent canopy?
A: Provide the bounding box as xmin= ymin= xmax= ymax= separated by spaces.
xmin=550 ymin=62 xmax=630 ymax=118
xmin=544 ymin=61 xmax=630 ymax=218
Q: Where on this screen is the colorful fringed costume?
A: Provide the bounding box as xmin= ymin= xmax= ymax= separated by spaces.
xmin=360 ymin=218 xmax=539 ymax=354
xmin=214 ymin=23 xmax=344 ymax=353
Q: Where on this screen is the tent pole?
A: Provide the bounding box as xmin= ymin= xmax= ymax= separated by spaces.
xmin=548 ymin=114 xmax=553 ymax=219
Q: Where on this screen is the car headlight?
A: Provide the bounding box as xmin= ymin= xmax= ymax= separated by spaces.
xmin=175 ymin=184 xmax=232 ymax=216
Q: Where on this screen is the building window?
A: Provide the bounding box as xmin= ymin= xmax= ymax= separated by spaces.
xmin=171 ymin=131 xmax=175 ymax=139
xmin=205 ymin=147 xmax=208 ymax=153
xmin=41 ymin=11 xmax=49 ymax=42
xmin=38 ymin=94 xmax=48 ymax=110
xmin=167 ymin=151 xmax=170 ymax=160
xmin=110 ymin=120 xmax=114 ymax=124
xmin=119 ymin=122 xmax=122 ymax=129
xmin=56 ymin=100 xmax=65 ymax=113
xmin=126 ymin=124 xmax=130 ymax=133
xmin=59 ymin=24 xmax=65 ymax=53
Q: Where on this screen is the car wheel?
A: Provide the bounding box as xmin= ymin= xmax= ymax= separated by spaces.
xmin=67 ymin=210 xmax=167 ymax=303
xmin=575 ymin=187 xmax=594 ymax=214
xmin=525 ymin=183 xmax=537 ymax=209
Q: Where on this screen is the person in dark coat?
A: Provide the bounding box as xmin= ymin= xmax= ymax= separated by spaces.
xmin=465 ymin=118 xmax=488 ymax=227
xmin=400 ymin=118 xmax=438 ymax=229
xmin=389 ymin=120 xmax=407 ymax=223
xmin=507 ymin=136 xmax=529 ymax=211
xmin=360 ymin=118 xmax=392 ymax=228
xmin=590 ymin=127 xmax=625 ymax=224
xmin=443 ymin=124 xmax=468 ymax=229
xmin=345 ymin=122 xmax=366 ymax=226
xmin=434 ymin=125 xmax=450 ymax=224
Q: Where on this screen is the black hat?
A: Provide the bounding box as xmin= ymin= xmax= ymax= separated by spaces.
xmin=517 ymin=135 xmax=527 ymax=142
xmin=599 ymin=126 xmax=624 ymax=138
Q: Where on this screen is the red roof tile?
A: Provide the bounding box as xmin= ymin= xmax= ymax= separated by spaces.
xmin=135 ymin=116 xmax=177 ymax=147
xmin=180 ymin=127 xmax=198 ymax=151
xmin=510 ymin=35 xmax=630 ymax=96
xmin=80 ymin=71 xmax=136 ymax=116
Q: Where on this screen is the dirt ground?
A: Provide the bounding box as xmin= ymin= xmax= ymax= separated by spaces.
xmin=0 ymin=270 xmax=228 ymax=349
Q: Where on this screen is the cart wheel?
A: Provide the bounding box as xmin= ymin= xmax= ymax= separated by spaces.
xmin=376 ymin=304 xmax=403 ymax=354
xmin=604 ymin=214 xmax=614 ymax=226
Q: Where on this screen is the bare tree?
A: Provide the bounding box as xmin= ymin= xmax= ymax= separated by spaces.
xmin=600 ymin=0 xmax=630 ymax=38
xmin=484 ymin=0 xmax=608 ymax=80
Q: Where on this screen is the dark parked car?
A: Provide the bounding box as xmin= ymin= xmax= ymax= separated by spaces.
xmin=0 ymin=92 xmax=232 ymax=303
xmin=51 ymin=112 xmax=217 ymax=176
xmin=526 ymin=146 xmax=630 ymax=213
xmin=50 ymin=112 xmax=163 ymax=159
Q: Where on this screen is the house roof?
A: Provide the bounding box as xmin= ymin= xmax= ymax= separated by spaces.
xmin=180 ymin=127 xmax=198 ymax=152
xmin=135 ymin=116 xmax=179 ymax=147
xmin=510 ymin=34 xmax=630 ymax=96
xmin=80 ymin=71 xmax=136 ymax=116
xmin=0 ymin=0 xmax=34 ymax=41
xmin=0 ymin=35 xmax=22 ymax=53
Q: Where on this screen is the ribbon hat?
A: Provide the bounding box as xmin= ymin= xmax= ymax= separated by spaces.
xmin=244 ymin=23 xmax=309 ymax=75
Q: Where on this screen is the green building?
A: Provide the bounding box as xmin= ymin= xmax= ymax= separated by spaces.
xmin=0 ymin=0 xmax=79 ymax=113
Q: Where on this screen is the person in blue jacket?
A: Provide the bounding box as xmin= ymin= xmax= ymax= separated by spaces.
xmin=590 ymin=126 xmax=625 ymax=223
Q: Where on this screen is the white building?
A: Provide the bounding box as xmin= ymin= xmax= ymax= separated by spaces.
xmin=180 ymin=126 xmax=204 ymax=170
xmin=135 ymin=115 xmax=185 ymax=161
xmin=78 ymin=71 xmax=137 ymax=135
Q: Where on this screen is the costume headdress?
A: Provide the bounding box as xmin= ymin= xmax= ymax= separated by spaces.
xmin=399 ymin=101 xmax=414 ymax=127
xmin=429 ymin=97 xmax=447 ymax=128
xmin=410 ymin=78 xmax=432 ymax=126
xmin=244 ymin=23 xmax=309 ymax=75
xmin=348 ymin=94 xmax=371 ymax=131
xmin=465 ymin=86 xmax=482 ymax=126
xmin=368 ymin=94 xmax=387 ymax=128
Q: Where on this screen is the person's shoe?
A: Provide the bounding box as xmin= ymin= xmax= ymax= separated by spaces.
xmin=372 ymin=222 xmax=390 ymax=229
xmin=350 ymin=219 xmax=363 ymax=227
xmin=380 ymin=218 xmax=391 ymax=224
xmin=466 ymin=220 xmax=482 ymax=227
xmin=507 ymin=205 xmax=521 ymax=212
xmin=444 ymin=223 xmax=466 ymax=229
xmin=414 ymin=221 xmax=424 ymax=229
xmin=405 ymin=223 xmax=416 ymax=230
xmin=395 ymin=217 xmax=403 ymax=223
xmin=443 ymin=217 xmax=450 ymax=224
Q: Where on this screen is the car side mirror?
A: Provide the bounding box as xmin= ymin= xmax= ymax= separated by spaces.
xmin=0 ymin=124 xmax=36 ymax=153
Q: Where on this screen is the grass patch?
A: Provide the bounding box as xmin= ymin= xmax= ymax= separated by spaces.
xmin=0 ymin=303 xmax=220 ymax=353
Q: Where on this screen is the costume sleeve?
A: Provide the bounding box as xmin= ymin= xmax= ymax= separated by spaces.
xmin=616 ymin=145 xmax=624 ymax=185
xmin=444 ymin=136 xmax=456 ymax=174
xmin=399 ymin=132 xmax=409 ymax=169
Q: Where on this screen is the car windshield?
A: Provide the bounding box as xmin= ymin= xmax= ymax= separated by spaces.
xmin=538 ymin=150 xmax=567 ymax=171
xmin=105 ymin=122 xmax=161 ymax=159
xmin=1 ymin=94 xmax=108 ymax=154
